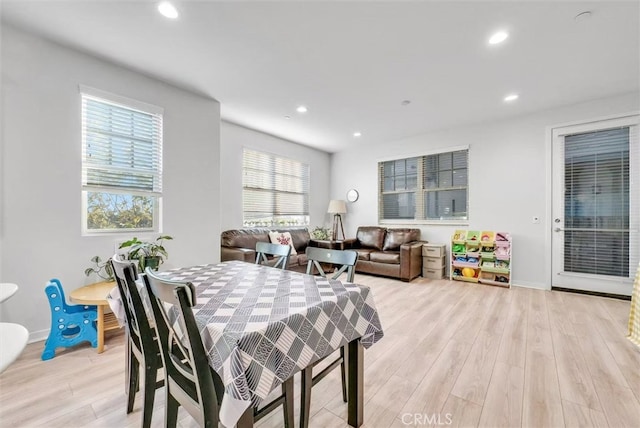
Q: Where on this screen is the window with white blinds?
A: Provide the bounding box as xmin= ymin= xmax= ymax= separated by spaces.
xmin=564 ymin=127 xmax=637 ymax=277
xmin=81 ymin=89 xmax=163 ymax=233
xmin=379 ymin=149 xmax=468 ymax=222
xmin=242 ymin=149 xmax=310 ymax=227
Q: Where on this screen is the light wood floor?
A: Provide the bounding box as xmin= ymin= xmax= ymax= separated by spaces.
xmin=1 ymin=276 xmax=639 ymax=427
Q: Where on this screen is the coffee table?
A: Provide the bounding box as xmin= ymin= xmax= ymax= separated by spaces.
xmin=69 ymin=281 xmax=120 ymax=353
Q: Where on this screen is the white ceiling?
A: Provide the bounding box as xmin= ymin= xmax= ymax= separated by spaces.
xmin=2 ymin=1 xmax=639 ymax=153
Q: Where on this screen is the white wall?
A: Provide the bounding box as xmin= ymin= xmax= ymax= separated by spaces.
xmin=0 ymin=26 xmax=221 ymax=340
xmin=331 ymin=92 xmax=640 ymax=289
xmin=220 ymin=121 xmax=332 ymax=231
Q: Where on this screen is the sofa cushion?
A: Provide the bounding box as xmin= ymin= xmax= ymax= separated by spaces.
xmin=354 ymin=249 xmax=373 ymax=261
xmin=370 ymin=251 xmax=401 ymax=264
xmin=269 ymin=231 xmax=298 ymax=255
xmin=383 ymin=228 xmax=420 ymax=251
xmin=221 ymin=228 xmax=270 ymax=249
xmin=278 ymin=228 xmax=311 ymax=253
xmin=356 ymin=227 xmax=386 ymax=250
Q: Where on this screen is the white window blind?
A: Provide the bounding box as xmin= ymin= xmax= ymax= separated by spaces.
xmin=242 ymin=149 xmax=309 ymax=227
xmin=81 ymin=90 xmax=163 ymax=233
xmin=379 ymin=149 xmax=468 ymax=222
xmin=564 ymin=126 xmax=637 ymax=277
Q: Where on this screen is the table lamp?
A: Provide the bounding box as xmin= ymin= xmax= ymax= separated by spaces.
xmin=327 ymin=199 xmax=347 ymax=241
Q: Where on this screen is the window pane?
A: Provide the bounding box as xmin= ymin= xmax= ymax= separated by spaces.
xmin=383 ymin=161 xmax=394 ymax=177
xmin=564 ymin=127 xmax=630 ymax=277
xmin=384 ymin=177 xmax=394 ymax=191
xmin=82 ymin=92 xmax=162 ymax=233
xmin=425 ymin=171 xmax=438 ymax=189
xmin=407 ymin=174 xmax=418 ymax=190
xmin=452 ymin=151 xmax=467 ymax=169
xmin=425 ymin=155 xmax=438 ymax=171
xmin=86 ymin=191 xmax=155 ymax=230
xmin=243 ymin=149 xmax=309 ymax=227
xmin=452 ymin=169 xmax=467 ymax=186
xmin=382 ymin=193 xmax=415 ymax=219
xmin=439 ymin=153 xmax=452 ymax=170
xmin=564 ymin=231 xmax=628 ymax=277
xmin=425 ymin=189 xmax=467 ymax=219
xmin=438 ymin=171 xmax=452 ymax=188
xmin=406 ymin=158 xmax=418 ymax=174
xmin=380 ymin=149 xmax=468 ymax=222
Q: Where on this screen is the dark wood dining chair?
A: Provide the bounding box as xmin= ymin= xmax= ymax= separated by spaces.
xmin=143 ymin=268 xmax=296 ymax=428
xmin=255 ymin=241 xmax=291 ymax=270
xmin=110 ymin=256 xmax=163 ymax=428
xmin=302 ymin=247 xmax=358 ymax=428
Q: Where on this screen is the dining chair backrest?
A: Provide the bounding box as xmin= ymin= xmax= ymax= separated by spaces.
xmin=305 ymin=247 xmax=358 ymax=282
xmin=255 ymin=241 xmax=291 ymax=270
xmin=111 ymin=255 xmax=164 ymax=427
xmin=143 ymin=267 xmax=221 ymax=427
xmin=110 ymin=256 xmax=152 ymax=353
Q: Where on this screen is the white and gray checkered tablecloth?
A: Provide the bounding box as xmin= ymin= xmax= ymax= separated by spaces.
xmin=159 ymin=260 xmax=384 ymax=427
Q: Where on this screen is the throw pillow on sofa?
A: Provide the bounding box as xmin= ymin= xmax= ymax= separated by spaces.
xmin=268 ymin=231 xmax=298 ymax=255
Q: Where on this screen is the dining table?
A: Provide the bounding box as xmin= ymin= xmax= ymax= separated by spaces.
xmin=156 ymin=260 xmax=384 ymax=428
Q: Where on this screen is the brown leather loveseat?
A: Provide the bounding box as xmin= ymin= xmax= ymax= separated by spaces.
xmin=220 ymin=228 xmax=317 ymax=272
xmin=344 ymin=226 xmax=423 ymax=282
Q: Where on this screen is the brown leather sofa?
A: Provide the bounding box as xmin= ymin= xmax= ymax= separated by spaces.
xmin=220 ymin=228 xmax=320 ymax=272
xmin=344 ymin=226 xmax=423 ymax=282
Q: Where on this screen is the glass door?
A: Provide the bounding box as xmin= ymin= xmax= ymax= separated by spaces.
xmin=551 ymin=116 xmax=639 ymax=296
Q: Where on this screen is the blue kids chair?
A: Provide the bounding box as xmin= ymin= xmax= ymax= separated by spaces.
xmin=41 ymin=278 xmax=98 ymax=360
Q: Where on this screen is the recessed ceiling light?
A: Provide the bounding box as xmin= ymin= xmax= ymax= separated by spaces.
xmin=296 ymin=106 xmax=308 ymax=113
xmin=353 ymin=132 xmax=362 ymax=138
xmin=504 ymin=94 xmax=519 ymax=102
xmin=284 ymin=115 xmax=291 ymax=120
xmin=489 ymin=31 xmax=508 ymax=45
xmin=158 ymin=2 xmax=179 ymax=19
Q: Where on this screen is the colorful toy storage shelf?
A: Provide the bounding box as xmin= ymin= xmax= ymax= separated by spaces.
xmin=451 ymin=230 xmax=511 ymax=288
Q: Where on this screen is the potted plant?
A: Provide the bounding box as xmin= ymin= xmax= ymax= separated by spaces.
xmin=119 ymin=235 xmax=173 ymax=272
xmin=84 ymin=256 xmax=115 ymax=282
xmin=310 ymin=226 xmax=331 ymax=240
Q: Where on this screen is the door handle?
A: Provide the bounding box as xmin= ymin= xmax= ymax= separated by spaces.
xmin=554 ymin=227 xmax=563 ymax=232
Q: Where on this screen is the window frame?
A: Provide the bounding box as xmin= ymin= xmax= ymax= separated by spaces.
xmin=80 ymin=85 xmax=163 ymax=235
xmin=378 ymin=146 xmax=470 ymax=225
xmin=242 ymin=148 xmax=310 ymax=228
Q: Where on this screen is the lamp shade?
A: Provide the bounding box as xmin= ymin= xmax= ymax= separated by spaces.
xmin=327 ymin=199 xmax=347 ymax=214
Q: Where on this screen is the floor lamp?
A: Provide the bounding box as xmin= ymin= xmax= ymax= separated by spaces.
xmin=327 ymin=199 xmax=347 ymax=241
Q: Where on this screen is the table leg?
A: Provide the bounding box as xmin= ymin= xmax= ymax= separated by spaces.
xmin=97 ymin=305 xmax=104 ymax=353
xmin=347 ymin=338 xmax=364 ymax=427
xmin=236 ymin=406 xmax=254 ymax=428
xmin=300 ymin=366 xmax=313 ymax=428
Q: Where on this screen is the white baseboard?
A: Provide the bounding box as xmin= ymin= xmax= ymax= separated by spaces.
xmin=28 ymin=329 xmax=49 ymax=344
xmin=512 ymin=281 xmax=550 ymax=290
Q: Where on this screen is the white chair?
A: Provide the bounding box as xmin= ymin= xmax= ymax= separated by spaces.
xmin=0 ymin=283 xmax=18 ymax=303
xmin=0 ymin=283 xmax=28 ymax=373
